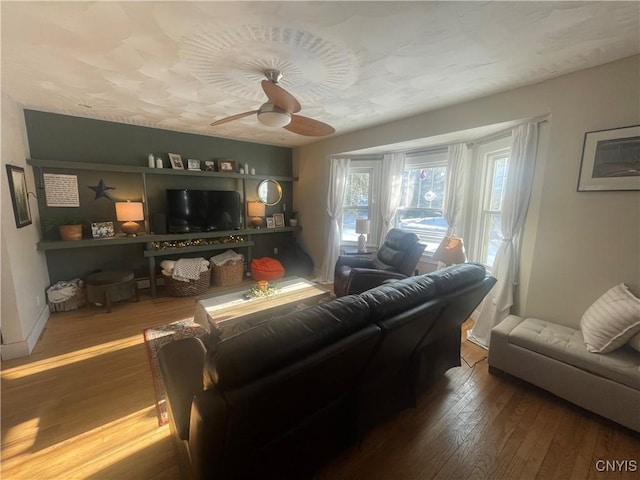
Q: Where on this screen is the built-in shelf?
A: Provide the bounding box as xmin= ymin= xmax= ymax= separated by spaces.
xmin=36 ymin=227 xmax=300 ymax=251
xmin=29 ymin=157 xmax=299 ymax=297
xmin=37 ymin=236 xmax=149 ymax=251
xmin=26 ymin=158 xmax=298 ymax=182
xmin=144 ymin=241 xmax=255 ymax=258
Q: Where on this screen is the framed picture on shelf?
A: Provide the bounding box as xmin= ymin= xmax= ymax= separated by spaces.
xmin=217 ymin=159 xmax=237 ymax=173
xmin=577 ymin=125 xmax=640 ymax=191
xmin=91 ymin=221 xmax=115 ymax=239
xmin=273 ymin=213 xmax=285 ymax=228
xmin=187 ymin=159 xmax=201 ymax=171
xmin=204 ymin=160 xmax=215 ymax=171
xmin=168 ymin=153 xmax=184 ymax=169
xmin=5 ymin=165 xmax=32 ymax=228
xmin=266 ymin=217 xmax=275 ymax=228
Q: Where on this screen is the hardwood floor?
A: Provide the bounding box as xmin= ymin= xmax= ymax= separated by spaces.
xmin=2 ymin=289 xmax=638 ymax=479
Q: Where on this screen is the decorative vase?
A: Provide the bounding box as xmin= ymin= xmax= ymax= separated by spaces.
xmin=289 ymin=219 xmax=298 ymax=227
xmin=59 ymin=224 xmax=83 ymax=241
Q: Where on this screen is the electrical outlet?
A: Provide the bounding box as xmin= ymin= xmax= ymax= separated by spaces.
xmin=274 ymin=247 xmax=278 ymax=255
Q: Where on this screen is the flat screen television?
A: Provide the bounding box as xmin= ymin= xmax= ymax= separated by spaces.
xmin=166 ymin=189 xmax=242 ymax=233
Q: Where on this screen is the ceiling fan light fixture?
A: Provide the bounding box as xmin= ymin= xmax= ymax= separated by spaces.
xmin=257 ymin=103 xmax=291 ymax=127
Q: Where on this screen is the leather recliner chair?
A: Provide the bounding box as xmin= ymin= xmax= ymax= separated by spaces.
xmin=334 ymin=228 xmax=426 ymax=297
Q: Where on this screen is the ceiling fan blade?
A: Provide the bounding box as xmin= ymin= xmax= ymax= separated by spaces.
xmin=210 ymin=110 xmax=257 ymax=126
xmin=285 ymin=114 xmax=335 ymax=137
xmin=261 ymin=80 xmax=301 ymax=113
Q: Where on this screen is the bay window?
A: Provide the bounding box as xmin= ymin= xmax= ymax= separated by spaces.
xmin=396 ymin=149 xmax=448 ymax=251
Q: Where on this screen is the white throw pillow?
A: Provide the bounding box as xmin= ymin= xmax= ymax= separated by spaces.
xmin=580 ymin=283 xmax=640 ymax=353
xmin=628 ymin=331 xmax=640 ymax=353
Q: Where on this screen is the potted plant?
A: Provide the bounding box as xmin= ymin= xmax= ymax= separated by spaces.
xmin=43 ymin=217 xmax=86 ymax=241
xmin=289 ymin=211 xmax=299 ymax=227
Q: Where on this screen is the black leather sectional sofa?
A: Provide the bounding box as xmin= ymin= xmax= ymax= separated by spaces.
xmin=159 ymin=263 xmax=495 ymax=479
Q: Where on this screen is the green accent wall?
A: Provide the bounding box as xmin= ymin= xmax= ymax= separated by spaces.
xmin=24 ymin=110 xmax=292 ymax=174
xmin=24 ymin=110 xmax=294 ymax=283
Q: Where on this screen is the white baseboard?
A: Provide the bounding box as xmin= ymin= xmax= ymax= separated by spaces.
xmin=1 ymin=306 xmax=50 ymax=360
xmin=1 ymin=339 xmax=30 ymax=360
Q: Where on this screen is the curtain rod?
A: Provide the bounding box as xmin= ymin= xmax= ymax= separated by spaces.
xmin=331 ymin=114 xmax=551 ymax=158
xmin=468 ymin=114 xmax=550 ymax=147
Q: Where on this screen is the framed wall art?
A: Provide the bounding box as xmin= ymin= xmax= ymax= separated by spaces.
xmin=168 ymin=153 xmax=184 ymax=169
xmin=273 ymin=213 xmax=285 ymax=228
xmin=6 ymin=165 xmax=32 ymax=228
xmin=217 ymin=159 xmax=237 ymax=173
xmin=577 ymin=125 xmax=640 ymax=191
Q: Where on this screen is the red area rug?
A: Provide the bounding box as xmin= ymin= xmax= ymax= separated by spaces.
xmin=143 ymin=318 xmax=207 ymax=426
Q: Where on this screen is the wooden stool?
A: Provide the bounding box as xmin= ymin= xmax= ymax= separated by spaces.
xmin=86 ymin=270 xmax=138 ymax=312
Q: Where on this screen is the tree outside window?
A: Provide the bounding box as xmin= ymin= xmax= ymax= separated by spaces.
xmin=341 ymin=163 xmax=380 ymax=243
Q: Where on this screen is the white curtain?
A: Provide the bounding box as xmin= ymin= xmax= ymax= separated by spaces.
xmin=378 ymin=152 xmax=406 ymax=246
xmin=318 ymin=157 xmax=351 ymax=283
xmin=443 ymin=143 xmax=468 ymax=237
xmin=469 ymin=122 xmax=539 ymax=348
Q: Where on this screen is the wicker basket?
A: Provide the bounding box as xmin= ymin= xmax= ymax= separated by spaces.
xmin=212 ymin=260 xmax=244 ymax=287
xmin=164 ymin=267 xmax=211 ymax=297
xmin=48 ymin=286 xmax=86 ymax=312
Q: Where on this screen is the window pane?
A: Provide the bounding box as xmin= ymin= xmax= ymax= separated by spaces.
xmin=400 ymin=167 xmax=446 ymax=210
xmin=398 ymin=165 xmax=447 ymax=247
xmin=342 ymin=207 xmax=369 ymax=241
xmin=396 ymin=209 xmax=448 ymax=237
xmin=344 ymin=173 xmax=370 ymax=207
xmin=490 ymin=157 xmax=508 ymax=211
xmin=342 ymin=170 xmax=371 ymax=242
xmin=476 ymin=142 xmax=510 ymax=267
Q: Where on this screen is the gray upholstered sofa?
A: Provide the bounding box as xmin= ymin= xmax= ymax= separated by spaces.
xmin=489 ymin=314 xmax=640 ymax=432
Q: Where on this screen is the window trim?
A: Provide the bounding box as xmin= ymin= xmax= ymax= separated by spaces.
xmin=341 ymin=159 xmax=381 ymax=246
xmin=467 ymin=136 xmax=512 ymax=267
xmin=396 ymin=149 xmax=448 ymax=251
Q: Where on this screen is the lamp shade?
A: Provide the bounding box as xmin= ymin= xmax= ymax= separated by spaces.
xmin=355 ymin=219 xmax=370 ymax=235
xmin=247 ymin=201 xmax=266 ymax=228
xmin=247 ymin=201 xmax=266 ymax=217
xmin=115 ymin=201 xmax=144 ymax=221
xmin=432 ymin=236 xmax=466 ymax=266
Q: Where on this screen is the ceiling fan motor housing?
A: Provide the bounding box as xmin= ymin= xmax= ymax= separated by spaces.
xmin=264 ymin=69 xmax=284 ymax=84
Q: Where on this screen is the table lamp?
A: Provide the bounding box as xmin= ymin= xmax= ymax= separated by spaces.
xmin=115 ymin=200 xmax=144 ymax=236
xmin=356 ymin=219 xmax=370 ymax=253
xmin=247 ymin=201 xmax=266 ymax=228
xmin=432 ymin=235 xmax=466 ymax=266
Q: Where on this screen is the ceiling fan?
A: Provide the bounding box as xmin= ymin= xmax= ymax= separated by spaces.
xmin=210 ymin=69 xmax=335 ymax=137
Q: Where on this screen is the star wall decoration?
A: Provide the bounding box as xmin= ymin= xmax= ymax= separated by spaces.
xmin=88 ymin=179 xmax=115 ymax=200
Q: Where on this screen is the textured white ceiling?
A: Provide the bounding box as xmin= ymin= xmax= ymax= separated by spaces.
xmin=2 ymin=1 xmax=639 ymax=147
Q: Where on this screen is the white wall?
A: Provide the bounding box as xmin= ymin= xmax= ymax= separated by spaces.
xmin=1 ymin=94 xmax=50 ymax=359
xmin=294 ymin=55 xmax=640 ymax=327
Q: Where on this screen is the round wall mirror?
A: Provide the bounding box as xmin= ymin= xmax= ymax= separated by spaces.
xmin=257 ymin=179 xmax=283 ymax=206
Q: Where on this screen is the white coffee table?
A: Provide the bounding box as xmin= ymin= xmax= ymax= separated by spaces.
xmin=194 ymin=277 xmax=331 ymax=338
